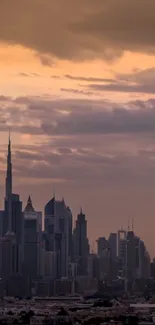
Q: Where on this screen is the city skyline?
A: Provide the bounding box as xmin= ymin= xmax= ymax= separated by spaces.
xmin=1 ymin=1 xmax=155 ymax=257
xmin=0 ymin=133 xmax=152 ymax=296
xmin=0 ymin=132 xmax=151 ymax=260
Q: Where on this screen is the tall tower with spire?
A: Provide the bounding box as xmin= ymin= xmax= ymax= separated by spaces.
xmin=3 ymin=131 xmax=23 ymax=250
xmin=5 ymin=129 xmax=12 ymax=201
xmin=5 ymin=130 xmax=12 ymax=232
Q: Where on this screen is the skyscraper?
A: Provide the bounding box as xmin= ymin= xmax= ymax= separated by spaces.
xmin=44 ymin=196 xmax=56 ymax=251
xmin=73 ymin=208 xmax=89 ymax=276
xmin=117 ymin=229 xmax=127 ymax=278
xmin=44 ymin=196 xmax=73 ymax=278
xmin=2 ymin=134 xmax=24 ymax=274
xmin=96 ymin=237 xmax=110 ymax=281
xmin=108 ymin=233 xmax=117 ymax=280
xmin=0 ymin=133 xmax=18 ymax=280
xmin=0 ymin=232 xmax=17 ymax=279
xmin=126 ymin=231 xmax=138 ymax=283
xmin=23 ymin=196 xmax=42 ymax=278
xmin=97 ymin=237 xmax=107 ymax=257
xmin=3 ymin=131 xmax=12 ymax=234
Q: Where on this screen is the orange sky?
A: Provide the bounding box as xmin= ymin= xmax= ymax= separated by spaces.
xmin=0 ymin=45 xmax=155 ymax=99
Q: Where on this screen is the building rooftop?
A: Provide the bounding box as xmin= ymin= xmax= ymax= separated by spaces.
xmin=24 ymin=195 xmax=35 ymax=212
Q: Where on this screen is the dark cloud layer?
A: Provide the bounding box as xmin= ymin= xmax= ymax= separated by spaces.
xmin=60 ymin=88 xmax=95 ymax=96
xmin=88 ymin=82 xmax=155 ymax=94
xmin=79 ymin=67 xmax=155 ymax=94
xmin=0 ymin=0 xmax=155 ymax=60
xmin=64 ymin=74 xmax=114 ymax=83
xmin=1 ymin=96 xmax=155 ymax=136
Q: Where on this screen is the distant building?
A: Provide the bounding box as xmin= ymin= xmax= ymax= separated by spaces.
xmin=108 ymin=233 xmax=117 ymax=261
xmin=108 ymin=233 xmax=118 ymax=280
xmin=23 ymin=196 xmax=42 ymax=278
xmin=87 ymin=253 xmax=99 ymax=279
xmin=117 ymin=229 xmax=126 ymax=278
xmin=75 ymin=276 xmax=97 ymax=295
xmin=0 ymin=231 xmax=18 ymax=278
xmin=126 ymin=231 xmax=138 ymax=283
xmin=5 ymin=275 xmax=31 ymax=297
xmin=0 ymin=211 xmax=4 ymax=237
xmin=1 ymin=133 xmax=23 ymax=279
xmin=73 ymin=208 xmax=89 ymax=276
xmin=96 ymin=237 xmax=107 ymax=256
xmin=44 ymin=197 xmax=55 ymax=251
xmin=44 ymin=196 xmax=73 ymax=278
xmin=43 ymin=250 xmax=56 ymax=278
xmin=138 ymin=240 xmax=150 ymax=279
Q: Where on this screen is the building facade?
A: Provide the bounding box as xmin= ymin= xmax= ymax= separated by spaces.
xmin=23 ymin=196 xmax=42 ymax=278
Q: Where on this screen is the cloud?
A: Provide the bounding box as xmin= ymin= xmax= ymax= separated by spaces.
xmin=41 ymin=105 xmax=155 ymax=136
xmin=1 ymin=95 xmax=155 ymax=137
xmin=18 ymin=72 xmax=30 ymax=77
xmin=87 ymin=81 xmax=155 ymax=94
xmin=50 ymin=75 xmax=61 ymax=79
xmin=18 ymin=72 xmax=41 ymax=77
xmin=60 ymin=88 xmax=95 ymax=96
xmin=0 ymin=0 xmax=155 ymax=60
xmin=64 ymin=74 xmax=114 ymax=83
xmin=117 ymin=67 xmax=155 ymax=84
xmin=81 ymin=67 xmax=155 ymax=94
xmin=7 ymin=130 xmax=155 ymax=186
xmin=36 ymin=54 xmax=55 ymax=66
xmin=0 ymin=95 xmax=11 ymax=102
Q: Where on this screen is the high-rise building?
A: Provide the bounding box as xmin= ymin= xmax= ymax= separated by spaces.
xmin=44 ymin=196 xmax=73 ymax=278
xmin=0 ymin=231 xmax=18 ymax=279
xmin=43 ymin=251 xmax=56 ymax=278
xmin=108 ymin=233 xmax=117 ymax=261
xmin=108 ymin=233 xmax=118 ymax=280
xmin=96 ymin=237 xmax=110 ymax=281
xmin=117 ymin=229 xmax=127 ymax=278
xmin=138 ymin=240 xmax=150 ymax=279
xmin=73 ymin=208 xmax=89 ymax=276
xmin=3 ymin=194 xmax=24 ymax=273
xmin=126 ymin=231 xmax=138 ymax=283
xmin=3 ymin=131 xmax=12 ymax=235
xmin=0 ymin=211 xmax=4 ymax=237
xmin=97 ymin=237 xmax=108 ymax=257
xmin=87 ymin=253 xmax=99 ymax=279
xmin=1 ymin=133 xmax=23 ymax=278
xmin=23 ymin=196 xmax=42 ymax=278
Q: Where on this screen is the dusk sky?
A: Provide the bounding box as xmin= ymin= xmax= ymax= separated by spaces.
xmin=1 ymin=0 xmax=155 ymax=255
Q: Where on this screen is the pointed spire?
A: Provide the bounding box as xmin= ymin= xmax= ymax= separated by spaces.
xmin=80 ymin=206 xmax=83 ymax=214
xmin=127 ymin=218 xmax=130 ymax=231
xmin=53 ymin=188 xmax=56 ymax=200
xmin=6 ymin=129 xmax=12 ymax=197
xmin=24 ymin=195 xmax=35 ymax=212
xmin=28 ymin=195 xmax=32 ymax=204
xmin=9 ymin=126 xmax=11 ymax=143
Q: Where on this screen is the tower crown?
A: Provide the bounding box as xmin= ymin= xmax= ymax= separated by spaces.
xmin=24 ymin=195 xmax=35 ymax=212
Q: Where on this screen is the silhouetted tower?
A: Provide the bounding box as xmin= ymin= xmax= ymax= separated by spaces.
xmin=74 ymin=208 xmax=89 ymax=275
xmin=4 ymin=130 xmax=12 ymax=232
